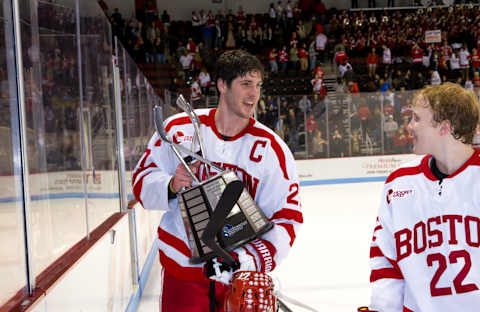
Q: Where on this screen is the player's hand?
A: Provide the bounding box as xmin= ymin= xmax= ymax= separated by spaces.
xmin=204 ymin=249 xmax=256 ymax=284
xmin=204 ymin=257 xmax=236 ymax=285
xmin=170 ymin=161 xmax=201 ymax=193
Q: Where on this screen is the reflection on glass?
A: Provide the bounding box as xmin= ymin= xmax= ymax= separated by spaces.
xmin=0 ymin=1 xmax=27 ymax=305
xmin=256 ymin=90 xmax=414 ymax=159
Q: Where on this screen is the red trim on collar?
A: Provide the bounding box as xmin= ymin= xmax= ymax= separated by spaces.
xmin=208 ymin=108 xmax=256 ymax=141
xmin=422 ymin=149 xmax=480 ymax=181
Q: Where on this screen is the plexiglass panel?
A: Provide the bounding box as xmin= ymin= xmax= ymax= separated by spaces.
xmin=23 ymin=0 xmax=88 ymax=279
xmin=0 ymin=1 xmax=27 ymax=305
xmin=77 ymin=0 xmax=120 ymax=231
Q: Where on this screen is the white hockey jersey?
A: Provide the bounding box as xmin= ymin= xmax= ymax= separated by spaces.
xmin=369 ymin=149 xmax=480 ymax=312
xmin=132 ymin=108 xmax=303 ymax=281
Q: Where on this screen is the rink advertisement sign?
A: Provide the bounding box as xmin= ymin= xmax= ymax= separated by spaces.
xmin=0 ymin=171 xmax=119 ymax=200
xmin=425 ymin=30 xmax=441 ymax=43
xmin=297 ymin=154 xmax=418 ymax=184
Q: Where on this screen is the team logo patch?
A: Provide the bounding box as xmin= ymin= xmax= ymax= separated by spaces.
xmin=386 ymin=188 xmax=414 ymax=204
xmin=222 ymin=221 xmax=247 ymax=237
xmin=172 ymin=131 xmax=194 ymax=144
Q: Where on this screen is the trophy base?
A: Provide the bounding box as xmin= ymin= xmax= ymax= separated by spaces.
xmin=177 ymin=171 xmax=273 ymax=264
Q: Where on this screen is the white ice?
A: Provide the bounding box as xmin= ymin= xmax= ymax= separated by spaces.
xmin=137 ymin=181 xmax=385 ymax=312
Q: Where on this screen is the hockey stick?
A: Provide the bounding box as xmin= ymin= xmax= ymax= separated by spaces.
xmin=276 ymin=291 xmax=319 ymax=312
xmin=277 ymin=298 xmax=294 ymax=312
xmin=200 ymin=180 xmax=244 ymax=268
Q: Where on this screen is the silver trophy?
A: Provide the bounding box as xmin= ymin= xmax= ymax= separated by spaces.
xmin=154 ymin=97 xmax=273 ymax=265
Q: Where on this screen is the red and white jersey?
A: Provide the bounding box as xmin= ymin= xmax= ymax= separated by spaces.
xmin=190 ymin=81 xmax=202 ymax=101
xmin=369 ymin=150 xmax=480 ymax=312
xmin=315 ymin=33 xmax=327 ymax=51
xmin=279 ymin=50 xmax=288 ymax=63
xmin=132 ymin=108 xmax=303 ymax=282
xmin=459 ymin=49 xmax=471 ymax=68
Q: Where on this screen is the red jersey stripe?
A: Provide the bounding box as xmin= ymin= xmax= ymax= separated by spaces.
xmin=403 ymin=306 xmax=414 ymax=312
xmin=385 ymin=155 xmax=429 ymax=184
xmin=132 ymin=162 xmax=157 ymax=187
xmin=158 ymin=250 xmax=206 ymax=282
xmin=370 ymin=246 xmax=384 ymax=258
xmin=277 ymin=223 xmax=296 ymax=246
xmin=374 ymin=224 xmax=383 ymax=232
xmin=165 ymin=113 xmax=210 ymax=132
xmin=132 ymin=171 xmax=149 ymax=206
xmin=158 ymin=227 xmax=192 ymax=258
xmin=370 ymin=267 xmax=404 ymax=282
xmin=270 ymin=208 xmax=303 ymax=223
xmin=247 ymin=126 xmax=289 ymax=180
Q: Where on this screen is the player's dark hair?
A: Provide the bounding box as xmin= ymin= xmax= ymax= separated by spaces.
xmin=215 ymin=50 xmax=264 ymax=87
xmin=414 ymin=82 xmax=480 ymax=144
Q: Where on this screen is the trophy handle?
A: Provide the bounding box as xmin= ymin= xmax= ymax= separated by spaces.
xmin=201 ymin=180 xmax=244 ymax=268
xmin=153 ymin=106 xmax=224 ymax=173
xmin=153 ymin=106 xmax=200 ymax=183
xmin=176 ymin=94 xmax=211 ymax=178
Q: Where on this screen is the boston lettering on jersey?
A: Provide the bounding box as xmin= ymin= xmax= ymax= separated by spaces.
xmin=395 ymin=214 xmax=480 ymax=261
xmin=199 ymin=162 xmax=260 ymax=198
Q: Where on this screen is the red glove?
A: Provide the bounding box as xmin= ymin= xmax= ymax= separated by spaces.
xmin=224 ymin=271 xmax=276 ymax=312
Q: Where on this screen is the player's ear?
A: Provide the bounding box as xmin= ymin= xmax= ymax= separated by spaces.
xmin=217 ymin=78 xmax=227 ymax=94
xmin=439 ymin=120 xmax=452 ymax=136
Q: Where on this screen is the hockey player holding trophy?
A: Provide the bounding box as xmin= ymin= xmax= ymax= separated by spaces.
xmin=132 ymin=50 xmax=303 ymax=311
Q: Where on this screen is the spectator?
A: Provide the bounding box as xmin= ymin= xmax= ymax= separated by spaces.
xmin=312 ymin=129 xmax=327 ymax=158
xmin=382 ymin=44 xmax=392 ymax=75
xmin=198 ymin=67 xmax=211 ymax=95
xmin=179 ymin=50 xmax=193 ymax=78
xmin=225 ymin=23 xmax=236 ymax=49
xmin=393 ymin=125 xmax=409 ymax=153
xmin=298 ymin=95 xmax=312 ymax=113
xmin=190 ymin=76 xmax=202 ymax=108
xmin=459 ymin=44 xmax=471 ymax=81
xmin=269 ymin=48 xmax=278 ymax=73
xmin=279 ymin=45 xmax=289 ymax=72
xmin=153 ymin=37 xmax=166 ymax=64
xmin=472 ymin=47 xmax=480 ymax=74
xmin=338 ymin=59 xmax=353 ymax=79
xmin=311 ymin=72 xmax=326 ymax=98
xmin=366 ymin=48 xmax=378 ymax=78
xmin=299 ymin=43 xmax=309 ymax=72
xmin=330 ymin=128 xmax=344 ymax=157
xmin=383 ymin=114 xmax=398 ymax=153
xmin=305 ymin=40 xmax=315 ymax=71
xmin=315 ymin=26 xmax=327 ymax=64
xmin=430 ymin=69 xmax=441 ymax=86
xmin=289 ymin=42 xmax=300 ymax=72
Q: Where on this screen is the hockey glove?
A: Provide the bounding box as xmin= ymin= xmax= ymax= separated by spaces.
xmin=205 ymin=249 xmax=257 ymax=284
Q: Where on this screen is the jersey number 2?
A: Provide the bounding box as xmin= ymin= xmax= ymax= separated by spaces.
xmin=286 ymin=183 xmax=299 ymax=206
xmin=427 ymin=250 xmax=478 ymax=297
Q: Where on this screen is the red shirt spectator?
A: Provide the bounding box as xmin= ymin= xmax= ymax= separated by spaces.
xmin=335 ymin=50 xmax=348 ymax=66
xmin=313 ymin=66 xmax=325 ymax=78
xmin=471 ymin=48 xmax=480 ymax=70
xmin=279 ymin=48 xmax=288 ymax=63
xmin=357 ymin=105 xmax=371 ymax=120
xmin=366 ymin=52 xmax=378 ymax=66
xmin=299 ymin=47 xmax=308 ymax=59
xmin=411 ymin=44 xmax=423 ymax=64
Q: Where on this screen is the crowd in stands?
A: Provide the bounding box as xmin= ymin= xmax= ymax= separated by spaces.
xmin=99 ymin=0 xmax=480 ymax=157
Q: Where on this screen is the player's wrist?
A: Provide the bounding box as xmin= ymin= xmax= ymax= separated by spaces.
xmin=169 ymin=177 xmax=178 ymax=194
